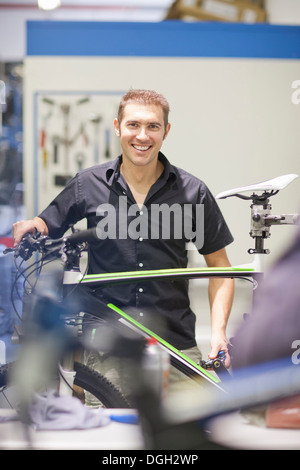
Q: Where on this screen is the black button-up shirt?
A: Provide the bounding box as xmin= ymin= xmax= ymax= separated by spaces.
xmin=39 ymin=153 xmax=233 ymax=349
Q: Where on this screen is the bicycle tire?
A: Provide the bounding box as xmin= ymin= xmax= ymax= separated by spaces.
xmin=73 ymin=361 xmax=130 ymax=408
xmin=0 ymin=361 xmax=130 ymax=409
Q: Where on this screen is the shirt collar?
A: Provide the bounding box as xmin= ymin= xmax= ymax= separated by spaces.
xmin=105 ymin=152 xmax=177 ymax=185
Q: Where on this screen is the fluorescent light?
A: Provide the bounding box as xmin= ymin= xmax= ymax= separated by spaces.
xmin=38 ymin=0 xmax=61 ymax=10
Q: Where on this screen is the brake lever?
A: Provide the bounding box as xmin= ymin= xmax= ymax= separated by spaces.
xmin=201 ymin=350 xmax=230 ymax=376
xmin=3 ymin=246 xmax=15 ymax=255
xmin=3 ymin=231 xmax=44 ymax=260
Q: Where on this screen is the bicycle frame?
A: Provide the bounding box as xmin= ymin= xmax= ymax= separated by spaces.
xmin=60 ymin=258 xmax=258 ymax=394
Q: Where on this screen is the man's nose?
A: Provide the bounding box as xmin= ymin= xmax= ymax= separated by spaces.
xmin=136 ymin=127 xmax=148 ymax=139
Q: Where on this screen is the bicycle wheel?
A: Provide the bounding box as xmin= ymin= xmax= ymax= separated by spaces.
xmin=0 ymin=361 xmax=130 ymax=409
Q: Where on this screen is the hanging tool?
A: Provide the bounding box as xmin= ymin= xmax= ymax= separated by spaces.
xmin=75 ymin=152 xmax=86 ymax=172
xmin=104 ymin=129 xmax=111 ymax=160
xmin=39 ymin=103 xmax=53 ymax=190
xmin=89 ymin=113 xmax=102 ymax=165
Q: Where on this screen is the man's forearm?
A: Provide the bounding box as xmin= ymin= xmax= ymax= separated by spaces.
xmin=208 ymin=277 xmax=235 ymax=365
xmin=209 ymin=277 xmax=234 ymax=338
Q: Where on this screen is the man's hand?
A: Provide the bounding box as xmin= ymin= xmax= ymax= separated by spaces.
xmin=13 ymin=217 xmax=49 ymax=245
xmin=209 ymin=333 xmax=231 ymax=368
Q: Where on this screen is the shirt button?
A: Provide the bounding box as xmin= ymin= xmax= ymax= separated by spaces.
xmin=139 ymin=262 xmax=144 ymax=268
xmin=140 ymin=210 xmax=143 ymax=215
xmin=139 ymin=288 xmax=144 ymax=293
xmin=139 ymin=237 xmax=143 ymax=242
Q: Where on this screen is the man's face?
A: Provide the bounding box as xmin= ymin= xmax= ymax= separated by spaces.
xmin=114 ymin=103 xmax=170 ymax=168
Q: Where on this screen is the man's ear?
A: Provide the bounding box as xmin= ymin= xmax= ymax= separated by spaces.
xmin=163 ymin=122 xmax=171 ymax=140
xmin=114 ymin=118 xmax=120 ymax=136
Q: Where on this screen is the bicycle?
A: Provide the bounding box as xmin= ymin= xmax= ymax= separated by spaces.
xmin=0 ymin=173 xmax=298 ymax=413
xmin=0 ymin=228 xmax=228 ymax=412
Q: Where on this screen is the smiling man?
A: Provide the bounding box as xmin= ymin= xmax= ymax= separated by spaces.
xmin=13 ymin=89 xmax=234 ymax=396
xmin=113 ymin=91 xmax=171 ymax=207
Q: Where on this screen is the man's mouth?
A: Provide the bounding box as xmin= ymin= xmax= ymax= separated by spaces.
xmin=132 ymin=145 xmax=151 ymax=151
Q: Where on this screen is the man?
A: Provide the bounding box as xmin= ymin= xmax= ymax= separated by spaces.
xmin=13 ymin=89 xmax=234 ymax=393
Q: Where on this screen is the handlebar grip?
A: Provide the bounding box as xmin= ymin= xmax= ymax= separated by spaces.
xmin=3 ymin=247 xmax=14 ymax=254
xmin=66 ymin=227 xmax=98 ymax=244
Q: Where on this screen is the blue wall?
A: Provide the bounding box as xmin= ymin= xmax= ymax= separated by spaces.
xmin=27 ymin=20 xmax=300 ymax=59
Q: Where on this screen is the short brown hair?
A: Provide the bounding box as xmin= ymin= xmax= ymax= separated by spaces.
xmin=117 ymin=89 xmax=170 ymax=129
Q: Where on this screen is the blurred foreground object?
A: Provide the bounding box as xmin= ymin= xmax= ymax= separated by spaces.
xmin=231 ymin=216 xmax=300 ymax=428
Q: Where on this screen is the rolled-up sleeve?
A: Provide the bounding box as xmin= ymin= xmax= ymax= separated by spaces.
xmin=39 ymin=175 xmax=85 ymax=238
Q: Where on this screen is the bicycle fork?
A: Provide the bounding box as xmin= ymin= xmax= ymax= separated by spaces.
xmin=57 ymin=319 xmax=84 ymax=397
xmin=58 ymin=352 xmax=77 ymax=396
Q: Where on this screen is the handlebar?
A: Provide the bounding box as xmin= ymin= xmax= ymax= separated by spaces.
xmin=65 ymin=227 xmax=98 ymax=245
xmin=3 ymin=227 xmax=98 ymax=261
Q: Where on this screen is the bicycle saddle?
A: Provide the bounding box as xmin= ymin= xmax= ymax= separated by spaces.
xmin=216 ymin=174 xmax=298 ymax=200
